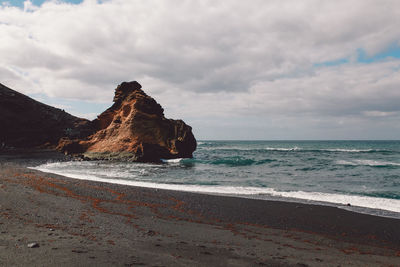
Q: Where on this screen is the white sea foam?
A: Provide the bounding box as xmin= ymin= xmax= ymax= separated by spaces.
xmin=263 ymin=147 xmax=378 ymax=153
xmin=202 ymin=146 xmax=302 ymax=151
xmin=161 ymin=158 xmax=184 ymax=163
xmin=201 ymin=146 xmax=377 ymax=153
xmin=262 ymin=147 xmax=299 ymax=151
xmin=337 ymin=159 xmax=400 ymax=166
xmin=36 ymin=161 xmax=148 ymax=179
xmin=30 ymin=164 xmax=400 ymax=215
xmin=324 ymin=148 xmax=374 ymax=152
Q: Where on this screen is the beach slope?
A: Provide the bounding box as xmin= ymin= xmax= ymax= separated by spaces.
xmin=0 ymin=152 xmax=399 ymax=266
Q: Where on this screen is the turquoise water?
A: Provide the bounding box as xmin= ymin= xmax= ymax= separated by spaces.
xmin=193 ymin=141 xmax=400 ymax=198
xmin=32 ymin=140 xmax=400 ymax=218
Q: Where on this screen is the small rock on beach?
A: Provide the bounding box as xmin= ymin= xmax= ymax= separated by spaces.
xmin=27 ymin=243 xmax=39 ymax=248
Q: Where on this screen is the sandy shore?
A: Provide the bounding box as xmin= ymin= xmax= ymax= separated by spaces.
xmin=0 ymin=151 xmax=399 ymax=266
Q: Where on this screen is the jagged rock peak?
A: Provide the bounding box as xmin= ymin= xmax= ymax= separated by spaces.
xmin=113 ymin=81 xmax=143 ymax=103
xmin=59 ymin=81 xmax=197 ymax=162
xmin=109 ymin=81 xmax=164 ymax=117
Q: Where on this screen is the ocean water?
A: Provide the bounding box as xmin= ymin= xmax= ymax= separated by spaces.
xmin=31 ymin=140 xmax=400 ymax=218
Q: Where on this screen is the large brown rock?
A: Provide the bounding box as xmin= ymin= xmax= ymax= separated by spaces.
xmin=0 ymin=83 xmax=94 ymax=149
xmin=58 ymin=81 xmax=197 ymax=162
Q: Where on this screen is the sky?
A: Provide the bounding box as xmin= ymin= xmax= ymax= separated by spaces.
xmin=1 ymin=0 xmax=400 ymax=140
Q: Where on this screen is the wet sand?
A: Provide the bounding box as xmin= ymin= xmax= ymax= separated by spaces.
xmin=0 ymin=151 xmax=399 ymax=266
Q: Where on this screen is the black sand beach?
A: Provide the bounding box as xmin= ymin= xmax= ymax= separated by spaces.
xmin=1 ymin=151 xmax=399 ymax=266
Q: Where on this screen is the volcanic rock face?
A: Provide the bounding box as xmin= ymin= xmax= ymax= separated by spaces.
xmin=0 ymin=83 xmax=94 ymax=149
xmin=58 ymin=81 xmax=197 ymax=162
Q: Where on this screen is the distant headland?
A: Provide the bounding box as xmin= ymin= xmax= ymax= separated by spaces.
xmin=0 ymin=81 xmax=196 ymax=162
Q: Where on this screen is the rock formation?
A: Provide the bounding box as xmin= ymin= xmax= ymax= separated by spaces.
xmin=0 ymin=83 xmax=93 ymax=149
xmin=58 ymin=81 xmax=197 ymax=161
xmin=0 ymin=81 xmax=196 ymax=162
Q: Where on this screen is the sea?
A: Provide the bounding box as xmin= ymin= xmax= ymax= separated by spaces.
xmin=31 ymin=140 xmax=400 ymax=219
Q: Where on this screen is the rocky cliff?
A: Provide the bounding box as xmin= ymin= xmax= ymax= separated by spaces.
xmin=0 ymin=83 xmax=94 ymax=149
xmin=2 ymin=81 xmax=197 ymax=162
xmin=88 ymin=81 xmax=197 ymax=161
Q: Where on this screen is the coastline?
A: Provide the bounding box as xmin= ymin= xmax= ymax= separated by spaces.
xmin=29 ymin=164 xmax=400 ymax=220
xmin=1 ymin=151 xmax=399 ymax=266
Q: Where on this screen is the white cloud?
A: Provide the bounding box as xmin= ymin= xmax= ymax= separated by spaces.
xmin=1 ymin=0 xmax=400 ymax=139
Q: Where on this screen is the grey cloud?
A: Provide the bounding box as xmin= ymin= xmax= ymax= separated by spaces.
xmin=1 ymin=0 xmax=400 ymax=138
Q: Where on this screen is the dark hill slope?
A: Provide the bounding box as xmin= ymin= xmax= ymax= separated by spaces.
xmin=0 ymin=83 xmax=93 ymax=148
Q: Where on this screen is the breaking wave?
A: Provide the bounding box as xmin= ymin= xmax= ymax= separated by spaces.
xmin=199 ymin=145 xmax=393 ymax=154
xmin=337 ymin=159 xmax=400 ymax=167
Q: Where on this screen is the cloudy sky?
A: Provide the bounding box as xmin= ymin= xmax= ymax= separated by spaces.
xmin=1 ymin=0 xmax=400 ymax=140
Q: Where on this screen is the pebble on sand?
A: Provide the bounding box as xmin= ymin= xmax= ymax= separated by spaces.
xmin=27 ymin=243 xmax=39 ymax=248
